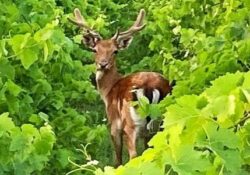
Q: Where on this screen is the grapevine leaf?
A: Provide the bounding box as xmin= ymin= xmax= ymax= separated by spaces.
xmin=9 ymin=33 xmax=31 ymax=54
xmin=164 ymin=95 xmax=200 ymax=126
xmin=6 ymin=80 xmax=22 ymax=96
xmin=240 ymin=88 xmax=250 ymax=103
xmin=34 ymin=27 xmax=54 ymax=42
xmin=204 ymin=72 xmax=243 ymax=98
xmin=203 ymin=122 xmax=240 ymax=150
xmin=0 ymin=59 xmax=15 ymax=79
xmin=0 ymin=113 xmax=15 ymax=136
xmin=140 ymin=162 xmax=163 ymax=175
xmin=19 ymin=48 xmax=38 ymax=69
xmin=9 ymin=134 xmax=27 ymax=151
xmin=171 ymin=145 xmax=211 ymax=174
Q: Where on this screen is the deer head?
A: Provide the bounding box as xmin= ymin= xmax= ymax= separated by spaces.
xmin=69 ymin=8 xmax=146 ymax=71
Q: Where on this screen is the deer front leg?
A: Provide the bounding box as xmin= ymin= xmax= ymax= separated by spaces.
xmin=111 ymin=123 xmax=123 ymax=167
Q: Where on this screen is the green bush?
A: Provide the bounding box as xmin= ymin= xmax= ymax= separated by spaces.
xmin=0 ymin=112 xmax=55 ymax=175
xmin=0 ymin=0 xmax=118 ymax=173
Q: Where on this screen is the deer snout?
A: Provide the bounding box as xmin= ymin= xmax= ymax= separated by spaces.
xmin=98 ymin=60 xmax=109 ymax=69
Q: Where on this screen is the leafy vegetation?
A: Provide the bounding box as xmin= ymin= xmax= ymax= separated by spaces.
xmin=0 ymin=0 xmax=250 ymax=174
xmin=0 ymin=112 xmax=55 ymax=174
xmin=0 ymin=0 xmax=112 ymax=174
xmin=97 ymin=72 xmax=250 ymax=175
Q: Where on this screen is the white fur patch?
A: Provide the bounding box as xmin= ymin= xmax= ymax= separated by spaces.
xmin=129 ymin=106 xmax=146 ymax=136
xmin=136 ymin=89 xmax=144 ymax=99
xmin=152 ymin=89 xmax=160 ymax=104
xmin=96 ymin=70 xmax=104 ymax=81
xmin=129 ymin=106 xmax=145 ymax=126
xmin=130 ymin=88 xmax=144 ymax=100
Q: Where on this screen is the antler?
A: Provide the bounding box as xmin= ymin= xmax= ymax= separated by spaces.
xmin=112 ymin=9 xmax=146 ymax=41
xmin=68 ymin=8 xmax=102 ymax=39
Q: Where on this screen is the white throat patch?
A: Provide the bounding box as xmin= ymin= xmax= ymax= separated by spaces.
xmin=96 ymin=70 xmax=104 ymax=81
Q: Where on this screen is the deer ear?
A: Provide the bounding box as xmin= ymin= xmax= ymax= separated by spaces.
xmin=82 ymin=34 xmax=100 ymax=50
xmin=117 ymin=37 xmax=133 ymax=50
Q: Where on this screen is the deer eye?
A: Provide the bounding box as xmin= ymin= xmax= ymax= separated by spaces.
xmin=114 ymin=50 xmax=118 ymax=54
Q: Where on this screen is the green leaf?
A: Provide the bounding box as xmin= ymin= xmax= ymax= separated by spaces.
xmin=240 ymin=89 xmax=250 ymax=103
xmin=6 ymin=94 xmax=19 ymax=114
xmin=9 ymin=134 xmax=27 ymax=151
xmin=171 ymin=145 xmax=211 ymax=174
xmin=29 ymin=114 xmax=42 ymax=125
xmin=148 ymin=131 xmax=167 ymax=148
xmin=0 ymin=113 xmax=15 ymax=136
xmin=203 ymin=122 xmax=240 ymax=150
xmin=9 ymin=33 xmax=31 ymax=54
xmin=120 ymin=167 xmax=140 ymax=175
xmin=19 ymin=48 xmax=38 ymax=69
xmin=164 ymin=95 xmax=200 ymax=126
xmin=180 ymin=28 xmax=196 ymax=45
xmin=38 ymin=112 xmax=49 ymax=122
xmin=140 ymin=162 xmax=163 ymax=175
xmin=34 ymin=139 xmax=52 ymax=154
xmin=242 ymin=72 xmax=250 ymax=89
xmin=0 ymin=59 xmax=15 ymax=79
xmin=21 ymin=124 xmax=39 ymax=138
xmin=95 ymin=166 xmax=115 ymax=175
xmin=149 ymin=104 xmax=161 ymax=119
xmin=202 ymin=122 xmax=242 ymax=173
xmin=218 ymin=149 xmax=242 ymax=174
xmin=35 ymin=79 xmax=52 ymax=94
xmin=56 ymin=149 xmax=72 ymax=168
xmin=43 ymin=42 xmax=49 ymax=61
xmin=6 ymin=80 xmax=22 ymax=96
xmin=204 ymin=72 xmax=243 ymax=98
xmin=28 ymin=154 xmax=48 ymax=171
xmin=0 ymin=40 xmax=8 ymax=57
xmin=20 ymin=33 xmax=31 ymax=49
xmin=196 ymin=96 xmax=208 ymax=109
xmin=34 ymin=27 xmax=54 ymax=42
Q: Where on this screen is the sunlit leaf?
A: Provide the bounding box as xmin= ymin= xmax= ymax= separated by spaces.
xmin=43 ymin=42 xmax=49 ymax=61
xmin=19 ymin=48 xmax=38 ymax=69
xmin=0 ymin=113 xmax=15 ymax=136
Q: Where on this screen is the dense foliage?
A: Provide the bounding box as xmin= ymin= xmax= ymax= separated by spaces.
xmin=97 ymin=72 xmax=250 ymax=175
xmin=0 ymin=0 xmax=250 ymax=174
xmin=0 ymin=0 xmax=112 ymax=174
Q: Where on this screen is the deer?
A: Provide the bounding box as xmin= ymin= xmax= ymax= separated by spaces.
xmin=69 ymin=8 xmax=173 ymax=167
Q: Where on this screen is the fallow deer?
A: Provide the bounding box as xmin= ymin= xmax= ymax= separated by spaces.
xmin=69 ymin=8 xmax=173 ymax=167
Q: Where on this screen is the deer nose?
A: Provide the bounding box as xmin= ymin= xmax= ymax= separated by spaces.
xmin=99 ymin=60 xmax=109 ymax=69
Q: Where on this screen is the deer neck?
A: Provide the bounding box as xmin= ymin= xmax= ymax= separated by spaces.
xmin=96 ymin=64 xmax=121 ymax=101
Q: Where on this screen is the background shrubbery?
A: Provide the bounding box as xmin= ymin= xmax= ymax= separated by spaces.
xmin=0 ymin=0 xmax=250 ymax=174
